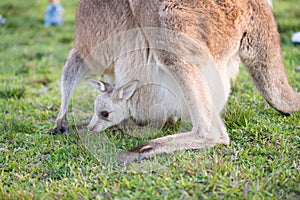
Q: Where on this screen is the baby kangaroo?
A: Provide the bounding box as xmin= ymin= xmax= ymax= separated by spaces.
xmin=50 ymin=0 xmax=299 ymax=163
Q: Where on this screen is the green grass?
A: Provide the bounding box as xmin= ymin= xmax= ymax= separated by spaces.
xmin=0 ymin=0 xmax=300 ymax=199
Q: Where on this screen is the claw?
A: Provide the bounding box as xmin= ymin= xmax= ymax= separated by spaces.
xmin=58 ymin=125 xmax=66 ymax=133
xmin=48 ymin=118 xmax=69 ymax=135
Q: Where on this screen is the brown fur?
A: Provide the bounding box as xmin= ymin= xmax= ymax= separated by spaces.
xmin=50 ymin=0 xmax=299 ymax=162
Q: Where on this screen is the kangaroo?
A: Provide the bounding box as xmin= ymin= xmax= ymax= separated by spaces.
xmin=50 ymin=0 xmax=299 ymax=163
xmin=86 ymin=64 xmax=190 ymax=133
xmin=86 ymin=46 xmax=222 ymax=134
xmin=86 ymin=78 xmax=184 ymax=132
xmin=267 ymin=0 xmax=272 ymax=8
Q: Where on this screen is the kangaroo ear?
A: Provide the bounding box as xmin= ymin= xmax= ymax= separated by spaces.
xmin=116 ymin=80 xmax=138 ymax=100
xmin=86 ymin=77 xmax=114 ymax=93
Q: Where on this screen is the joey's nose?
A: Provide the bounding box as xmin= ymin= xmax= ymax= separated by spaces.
xmin=87 ymin=123 xmax=97 ymax=133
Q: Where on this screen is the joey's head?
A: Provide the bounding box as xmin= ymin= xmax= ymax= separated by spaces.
xmin=86 ymin=78 xmax=138 ymax=133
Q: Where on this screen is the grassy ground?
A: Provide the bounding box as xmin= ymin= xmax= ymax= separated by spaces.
xmin=0 ymin=0 xmax=299 ymax=199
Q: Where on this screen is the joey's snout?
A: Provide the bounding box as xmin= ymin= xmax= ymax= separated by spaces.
xmin=87 ymin=115 xmax=112 ymax=133
xmin=87 ymin=122 xmax=107 ymax=133
xmin=87 ymin=116 xmax=101 ymax=133
xmin=87 ymin=122 xmax=97 ymax=133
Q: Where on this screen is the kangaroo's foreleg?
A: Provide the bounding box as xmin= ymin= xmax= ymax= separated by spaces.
xmin=49 ymin=48 xmax=88 ymax=134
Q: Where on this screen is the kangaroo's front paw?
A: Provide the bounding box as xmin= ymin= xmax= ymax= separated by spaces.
xmin=48 ymin=118 xmax=69 ymax=135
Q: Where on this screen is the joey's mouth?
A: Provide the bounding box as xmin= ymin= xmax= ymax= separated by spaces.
xmin=87 ymin=125 xmax=98 ymax=133
xmin=87 ymin=123 xmax=119 ymax=133
xmin=87 ymin=122 xmax=103 ymax=133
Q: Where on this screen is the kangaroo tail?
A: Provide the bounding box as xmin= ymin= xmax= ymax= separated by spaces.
xmin=239 ymin=0 xmax=300 ymax=114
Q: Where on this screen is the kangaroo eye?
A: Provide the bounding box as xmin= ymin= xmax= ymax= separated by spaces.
xmin=100 ymin=111 xmax=109 ymax=118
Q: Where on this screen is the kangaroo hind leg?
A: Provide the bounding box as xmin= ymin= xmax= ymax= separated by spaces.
xmin=117 ymin=57 xmax=229 ymax=163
